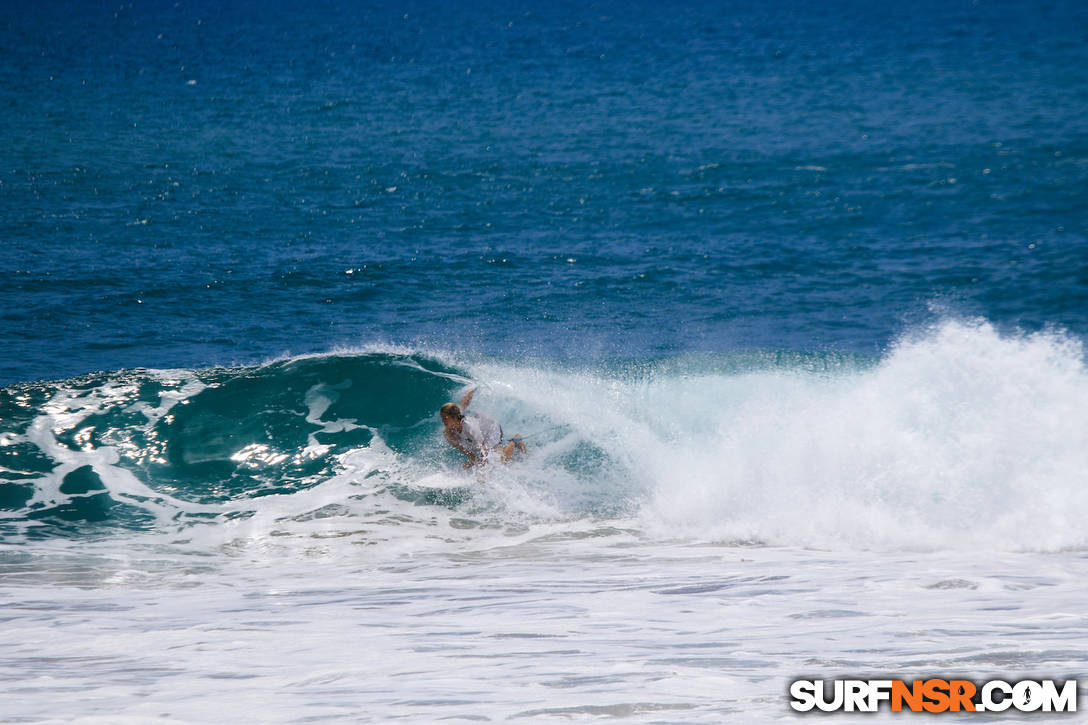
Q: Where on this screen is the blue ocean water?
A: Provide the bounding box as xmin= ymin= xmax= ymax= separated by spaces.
xmin=3 ymin=2 xmax=1088 ymax=722
xmin=3 ymin=0 xmax=1086 ymax=384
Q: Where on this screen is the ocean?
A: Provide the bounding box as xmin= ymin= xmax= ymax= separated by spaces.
xmin=2 ymin=1 xmax=1087 ymax=721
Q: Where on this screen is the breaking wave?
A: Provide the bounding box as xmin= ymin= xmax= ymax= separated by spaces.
xmin=2 ymin=320 xmax=1085 ymax=552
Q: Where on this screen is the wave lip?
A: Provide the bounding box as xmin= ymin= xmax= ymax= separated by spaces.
xmin=0 ymin=352 xmax=466 ymax=537
xmin=2 ymin=320 xmax=1086 ymax=553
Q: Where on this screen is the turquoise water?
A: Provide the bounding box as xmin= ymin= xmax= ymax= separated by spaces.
xmin=3 ymin=2 xmax=1088 ymax=722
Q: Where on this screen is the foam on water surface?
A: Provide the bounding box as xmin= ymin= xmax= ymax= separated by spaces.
xmin=2 ymin=319 xmax=1086 ymax=557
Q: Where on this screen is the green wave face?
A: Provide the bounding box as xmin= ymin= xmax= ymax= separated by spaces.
xmin=159 ymin=354 xmax=464 ymax=500
xmin=7 ymin=321 xmax=1084 ymax=552
xmin=0 ymin=352 xmax=467 ymax=531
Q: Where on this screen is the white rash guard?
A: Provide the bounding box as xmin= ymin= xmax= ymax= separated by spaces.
xmin=457 ymin=413 xmax=502 ymax=453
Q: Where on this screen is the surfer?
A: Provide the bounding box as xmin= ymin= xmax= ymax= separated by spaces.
xmin=440 ymin=388 xmax=526 ymax=468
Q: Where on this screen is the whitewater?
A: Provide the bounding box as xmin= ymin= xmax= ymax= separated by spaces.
xmin=1 ymin=319 xmax=1086 ymax=722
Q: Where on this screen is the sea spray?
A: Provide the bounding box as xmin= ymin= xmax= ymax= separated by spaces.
xmin=636 ymin=320 xmax=1088 ymax=550
xmin=2 ymin=321 xmax=1086 ymax=552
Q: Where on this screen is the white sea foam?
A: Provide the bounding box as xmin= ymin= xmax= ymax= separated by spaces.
xmin=7 ymin=318 xmax=1085 ymax=555
xmin=468 ymin=319 xmax=1088 ymax=551
xmin=4 ymin=321 xmax=1088 ymax=724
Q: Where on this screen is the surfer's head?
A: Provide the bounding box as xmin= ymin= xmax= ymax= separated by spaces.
xmin=440 ymin=403 xmax=464 ymax=427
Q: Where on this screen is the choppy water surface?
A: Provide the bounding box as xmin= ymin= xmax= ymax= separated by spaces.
xmin=3 ymin=0 xmax=1088 ymax=721
xmin=5 ymin=537 xmax=1087 ymax=723
xmin=3 ymin=324 xmax=1088 ymax=721
xmin=2 ymin=0 xmax=1086 ymax=383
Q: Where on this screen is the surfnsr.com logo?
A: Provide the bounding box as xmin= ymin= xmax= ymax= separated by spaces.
xmin=789 ymin=679 xmax=1078 ymax=713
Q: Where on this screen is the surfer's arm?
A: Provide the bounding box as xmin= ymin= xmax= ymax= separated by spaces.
xmin=459 ymin=387 xmax=476 ymax=410
xmin=444 ymin=428 xmax=472 ymax=457
xmin=447 ymin=432 xmax=483 ymax=468
xmin=446 ymin=428 xmax=486 ymax=468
